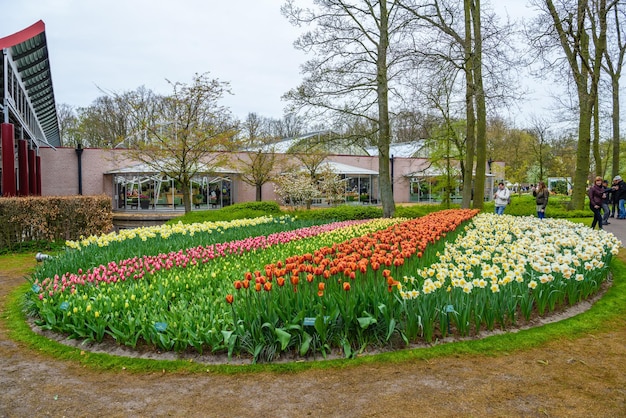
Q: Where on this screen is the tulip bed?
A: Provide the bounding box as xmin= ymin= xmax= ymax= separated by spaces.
xmin=24 ymin=210 xmax=619 ymax=363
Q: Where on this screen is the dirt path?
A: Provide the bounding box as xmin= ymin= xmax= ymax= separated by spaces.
xmin=1 ymin=257 xmax=625 ymax=418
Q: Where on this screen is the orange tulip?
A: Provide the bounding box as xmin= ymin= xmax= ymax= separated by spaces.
xmin=343 ymin=282 xmax=351 ymax=291
xmin=277 ymin=277 xmax=285 ymax=287
xmin=234 ymin=280 xmax=242 ymax=290
xmin=225 ymin=294 xmax=234 ymax=304
xmin=318 ymin=282 xmax=325 ymax=291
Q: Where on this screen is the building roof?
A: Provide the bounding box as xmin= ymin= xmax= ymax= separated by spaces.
xmin=320 ymin=161 xmax=378 ymax=175
xmin=365 ymin=141 xmax=426 ymax=158
xmin=271 ymin=131 xmax=370 ymax=155
xmin=104 ymin=162 xmax=235 ymax=175
xmin=0 ymin=20 xmax=60 ymax=147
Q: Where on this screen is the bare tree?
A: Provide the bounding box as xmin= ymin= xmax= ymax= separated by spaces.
xmin=55 ymin=103 xmax=78 ymax=147
xmin=398 ymin=0 xmax=518 ymax=209
xmin=281 ymin=0 xmax=415 ymax=217
xmin=116 ymin=73 xmax=236 ymax=213
xmin=528 ymin=0 xmax=616 ymax=210
xmin=528 ymin=115 xmax=553 ymax=182
xmin=267 ymin=113 xmax=307 ymax=138
xmin=229 ymin=113 xmax=281 ymax=201
xmin=603 ymin=2 xmax=626 ymax=179
xmin=416 ymin=63 xmax=467 ymax=206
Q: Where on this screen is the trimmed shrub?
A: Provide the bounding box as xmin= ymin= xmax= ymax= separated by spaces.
xmin=171 ymin=201 xmax=282 ymax=224
xmin=0 ymin=195 xmax=112 ymax=252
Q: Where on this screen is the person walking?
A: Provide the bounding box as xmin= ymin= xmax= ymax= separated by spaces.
xmin=612 ymin=175 xmax=626 ymax=219
xmin=601 ymin=179 xmax=612 ymax=225
xmin=493 ymin=182 xmax=511 ymax=215
xmin=533 ymin=181 xmax=550 ymax=219
xmin=588 ymin=176 xmax=605 ymax=230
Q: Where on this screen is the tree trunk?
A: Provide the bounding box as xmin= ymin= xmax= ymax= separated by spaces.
xmin=592 ymin=95 xmax=602 ymax=176
xmin=377 ymin=1 xmax=395 ymax=218
xmin=472 ymin=0 xmax=486 ymax=210
xmin=256 ymin=184 xmax=262 ymax=201
xmin=565 ymin=0 xmax=608 ymax=210
xmin=461 ymin=0 xmax=476 ymax=209
xmin=182 ymin=182 xmax=192 ymax=213
xmin=612 ymin=77 xmax=621 ymax=179
xmin=568 ymin=91 xmax=593 ymax=210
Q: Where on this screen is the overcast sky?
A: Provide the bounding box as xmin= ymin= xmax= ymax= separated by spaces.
xmin=3 ymin=0 xmax=540 ymax=123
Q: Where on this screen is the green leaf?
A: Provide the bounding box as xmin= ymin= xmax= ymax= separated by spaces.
xmin=314 ymin=315 xmax=327 ymax=339
xmin=386 ymin=318 xmax=396 ymax=341
xmin=275 ymin=328 xmax=291 ymax=351
xmin=221 ymin=329 xmax=233 ymax=345
xmin=299 ymin=331 xmax=312 ymax=356
xmin=357 ymin=314 xmax=377 ymax=329
xmin=342 ymin=339 xmax=353 ymax=358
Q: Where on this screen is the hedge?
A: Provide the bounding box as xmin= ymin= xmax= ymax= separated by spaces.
xmin=0 ymin=195 xmax=113 ymax=252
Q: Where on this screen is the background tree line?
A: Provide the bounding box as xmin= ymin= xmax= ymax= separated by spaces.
xmin=55 ymin=0 xmax=626 ymax=214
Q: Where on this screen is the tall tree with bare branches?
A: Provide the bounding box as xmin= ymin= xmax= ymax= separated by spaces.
xmin=281 ymin=0 xmax=416 ymax=217
xmin=603 ymin=2 xmax=626 ymax=179
xmin=528 ymin=0 xmax=616 ymax=210
xmin=115 ymin=73 xmax=236 ymax=213
xmin=397 ymin=0 xmax=517 ymax=209
xmin=229 ymin=113 xmax=281 ymax=201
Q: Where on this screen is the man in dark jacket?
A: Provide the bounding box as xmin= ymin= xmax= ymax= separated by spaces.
xmin=612 ymin=176 xmax=626 ymax=219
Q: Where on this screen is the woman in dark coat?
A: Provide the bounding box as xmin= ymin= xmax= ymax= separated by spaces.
xmin=533 ymin=181 xmax=550 ymax=219
xmin=588 ymin=176 xmax=605 ymax=230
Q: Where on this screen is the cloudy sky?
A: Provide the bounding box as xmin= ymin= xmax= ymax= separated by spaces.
xmin=3 ymin=0 xmax=539 ymax=123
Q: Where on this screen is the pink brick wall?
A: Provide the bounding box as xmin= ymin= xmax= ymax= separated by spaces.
xmin=37 ymin=147 xmax=502 ymax=206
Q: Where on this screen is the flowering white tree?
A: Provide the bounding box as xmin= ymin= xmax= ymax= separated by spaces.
xmin=316 ymin=166 xmax=346 ymax=205
xmin=273 ymin=171 xmax=320 ymax=208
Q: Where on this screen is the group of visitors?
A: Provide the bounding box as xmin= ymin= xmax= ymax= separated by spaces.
xmin=494 ymin=181 xmax=550 ymax=219
xmin=587 ymin=175 xmax=626 ymax=230
xmin=492 ymin=176 xmax=626 ymax=229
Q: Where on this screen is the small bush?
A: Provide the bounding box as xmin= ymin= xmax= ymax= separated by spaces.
xmin=171 ymin=201 xmax=282 ymax=225
xmin=395 ymin=203 xmax=458 ymax=219
xmin=288 ymin=205 xmax=383 ymax=221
